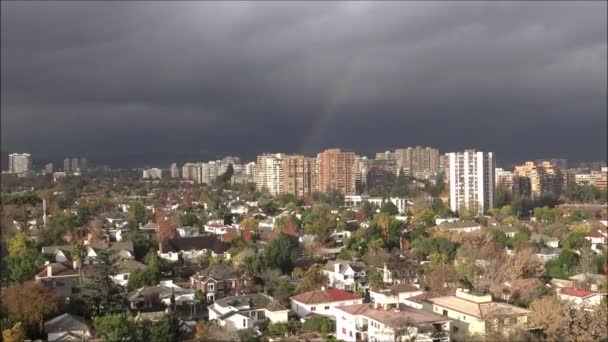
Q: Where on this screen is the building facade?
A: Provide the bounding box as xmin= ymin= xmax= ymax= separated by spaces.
xmin=8 ymin=153 xmax=31 ymax=174
xmin=394 ymin=147 xmax=440 ymax=179
xmin=316 ymin=149 xmax=356 ymax=195
xmin=514 ymin=161 xmax=562 ymax=198
xmin=447 ymin=150 xmax=495 ymax=215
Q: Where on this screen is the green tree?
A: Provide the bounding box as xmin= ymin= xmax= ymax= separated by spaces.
xmin=4 ymin=248 xmax=45 ymax=284
xmin=82 ymin=251 xmax=125 ymax=316
xmin=130 ymin=202 xmax=150 ymax=226
xmin=302 ymin=317 xmax=334 ymax=334
xmin=94 ymin=314 xmax=136 ymax=341
xmin=562 ymin=231 xmax=591 ymax=250
xmin=533 ymin=207 xmax=560 ymax=224
xmin=180 ymin=211 xmax=200 ymax=227
xmin=141 ymin=315 xmax=180 ymax=342
xmin=546 ymin=249 xmax=579 ymax=279
xmin=488 ymin=229 xmax=509 ymax=247
xmin=260 ymin=200 xmax=280 ymax=216
xmin=380 ymin=201 xmax=399 ymax=216
xmin=265 ymin=233 xmax=294 ymax=274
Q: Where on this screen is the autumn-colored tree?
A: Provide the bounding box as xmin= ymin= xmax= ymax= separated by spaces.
xmin=529 ymin=296 xmax=568 ymax=340
xmin=567 ymin=303 xmax=608 ymax=341
xmin=303 ymin=240 xmax=323 ymax=259
xmin=86 ymin=218 xmax=104 ymax=244
xmin=503 ymin=248 xmax=544 ymax=281
xmin=2 ymin=322 xmax=25 ymax=342
xmin=2 ymin=282 xmax=62 ymax=333
xmin=7 ymin=233 xmax=29 ymax=256
xmin=156 ymin=211 xmax=176 ymax=247
xmin=280 ymin=216 xmax=298 ymax=237
xmin=239 ymin=217 xmax=259 ymax=231
xmin=295 ymin=267 xmax=329 ymax=294
xmin=356 ymin=209 xmax=366 ymax=223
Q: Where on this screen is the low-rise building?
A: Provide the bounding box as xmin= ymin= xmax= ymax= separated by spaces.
xmin=176 ymin=226 xmax=201 ymax=237
xmin=190 ymin=264 xmax=250 ymax=302
xmin=158 ymin=236 xmax=231 ymax=262
xmin=336 ymin=303 xmax=452 ymax=342
xmin=323 ymin=260 xmax=366 ymax=291
xmin=422 ymin=289 xmax=531 ymax=336
xmin=369 ymin=283 xmax=424 ymax=306
xmin=208 ymin=293 xmax=289 ymax=332
xmin=290 ymin=288 xmax=364 ymax=319
xmin=127 ymin=281 xmax=195 ymax=310
xmin=44 ymin=313 xmax=91 ymax=342
xmin=557 ymin=287 xmax=606 ymax=309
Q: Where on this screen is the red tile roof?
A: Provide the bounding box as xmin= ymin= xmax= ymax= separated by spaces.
xmin=290 ymin=288 xmax=362 ymax=304
xmin=560 ymin=287 xmax=597 ymax=298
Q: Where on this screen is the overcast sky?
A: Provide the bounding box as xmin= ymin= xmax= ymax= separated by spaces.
xmin=1 ymin=1 xmax=606 ymax=167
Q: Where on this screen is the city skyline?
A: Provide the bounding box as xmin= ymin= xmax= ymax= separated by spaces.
xmin=2 ymin=2 xmax=607 ymax=166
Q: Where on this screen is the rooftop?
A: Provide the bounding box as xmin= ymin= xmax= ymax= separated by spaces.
xmin=336 ymin=303 xmax=450 ymax=327
xmin=559 ymin=287 xmax=600 ymax=298
xmin=290 ymin=288 xmax=362 ymax=304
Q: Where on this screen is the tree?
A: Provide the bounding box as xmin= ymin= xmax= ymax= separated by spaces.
xmin=504 ymin=248 xmax=544 ymax=281
xmin=302 ymin=317 xmax=334 ymax=333
xmin=157 ymin=212 xmax=176 ymax=247
xmin=296 ymin=267 xmax=328 ymax=293
xmin=129 ymin=202 xmax=150 ymax=226
xmin=71 ymin=241 xmax=86 ymax=283
xmin=82 ymin=250 xmax=125 ymax=316
xmin=529 ymin=296 xmax=568 ymax=341
xmin=2 ymin=282 xmax=61 ymax=333
xmin=239 ymin=217 xmax=259 ymax=231
xmin=141 ymin=315 xmax=180 ymax=342
xmin=2 ymin=322 xmax=25 ymax=342
xmin=4 ymin=248 xmax=45 ymax=284
xmin=380 ymin=201 xmax=399 ymax=216
xmin=93 ymin=314 xmax=136 ymax=341
xmin=180 ymin=211 xmax=200 ymax=227
xmin=546 ymin=249 xmax=579 ymax=279
xmin=7 ymin=233 xmax=29 ymax=256
xmin=265 ymin=233 xmax=294 ymax=274
xmin=260 ymin=200 xmax=280 ymax=216
xmin=533 ymin=207 xmax=560 ymax=224
xmin=562 ymin=231 xmax=591 ymax=250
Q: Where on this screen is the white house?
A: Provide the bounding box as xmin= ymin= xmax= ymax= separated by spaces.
xmin=44 ymin=313 xmax=91 ymax=342
xmin=335 ymin=303 xmax=451 ymax=342
xmin=177 ymin=226 xmax=201 ymax=237
xmin=432 ymin=222 xmax=483 ymax=233
xmin=369 ymin=283 xmax=424 ymax=306
xmin=557 ymin=287 xmax=606 ymax=309
xmin=323 ymin=260 xmax=366 ymax=291
xmin=531 ymin=234 xmax=559 ymax=248
xmin=158 ymin=236 xmax=231 ymax=262
xmin=208 ymin=293 xmax=289 ymax=332
xmin=585 ymin=228 xmax=607 ymax=252
xmin=204 ymin=223 xmax=234 ymax=236
xmin=290 ymin=288 xmax=364 ymax=319
xmin=111 ymin=259 xmax=148 ymax=286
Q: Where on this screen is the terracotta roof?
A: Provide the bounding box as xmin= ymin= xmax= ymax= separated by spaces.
xmin=559 ymin=287 xmax=598 ymax=298
xmin=36 ymin=263 xmax=79 ymax=278
xmin=507 ymin=278 xmax=542 ymax=294
xmin=290 ymin=289 xmax=362 ymax=304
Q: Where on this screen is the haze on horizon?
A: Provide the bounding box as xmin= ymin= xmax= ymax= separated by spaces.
xmin=1 ymin=1 xmax=606 ymax=167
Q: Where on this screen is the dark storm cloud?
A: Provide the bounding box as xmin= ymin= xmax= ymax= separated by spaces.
xmin=1 ymin=1 xmax=606 ymax=167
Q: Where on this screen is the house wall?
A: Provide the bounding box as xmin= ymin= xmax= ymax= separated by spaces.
xmin=290 ymin=299 xmax=364 ymax=319
xmin=223 ymin=313 xmax=252 ymax=332
xmin=265 ymin=309 xmax=289 ymax=323
xmin=427 ymin=303 xmax=483 ymax=335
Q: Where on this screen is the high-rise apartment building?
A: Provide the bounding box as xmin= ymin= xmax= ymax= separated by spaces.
xmin=447 ymin=150 xmax=495 ymax=215
xmin=594 ymin=167 xmax=608 ymax=191
xmin=63 ymin=158 xmax=71 ymax=173
xmin=79 ymin=158 xmax=88 ymax=172
xmin=71 ymin=157 xmax=80 ymax=173
xmin=316 ymin=149 xmax=356 ymax=195
xmin=495 ymin=168 xmax=514 ymax=189
xmin=170 ymin=163 xmax=179 ymax=178
xmin=182 ymin=163 xmax=197 ymax=180
xmin=8 ymin=153 xmax=31 ymax=174
xmin=44 ymin=163 xmax=54 ymax=174
xmin=255 ymin=154 xmax=285 ymax=195
xmin=512 ymin=176 xmax=532 ymax=199
xmin=375 ymin=151 xmax=395 ymax=161
xmin=394 ymin=146 xmax=440 ymax=179
xmin=142 ymin=168 xmax=162 ymax=179
xmin=283 ymin=155 xmax=315 ymax=199
xmin=514 ymin=161 xmax=562 ymax=198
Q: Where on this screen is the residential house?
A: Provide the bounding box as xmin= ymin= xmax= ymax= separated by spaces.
xmin=369 ymin=283 xmax=424 ymax=306
xmin=140 ymin=221 xmax=159 ymax=233
xmin=158 ymin=236 xmax=231 ymax=262
xmin=534 ymin=247 xmax=560 ymax=262
xmin=324 ymin=260 xmax=366 ymax=291
xmin=290 ymin=288 xmax=364 ymax=319
xmin=557 ymin=287 xmax=606 ymax=309
xmin=531 ymin=234 xmax=559 ymax=248
xmin=422 ymin=289 xmax=531 ymax=336
xmin=431 ymin=222 xmax=483 ymax=233
xmin=568 ymin=273 xmax=607 ymax=292
xmin=204 ymin=223 xmax=234 ymax=236
xmin=208 ymin=293 xmax=289 ymax=332
xmin=127 ymin=281 xmax=195 ymax=311
xmin=585 ymin=228 xmax=607 ymax=252
xmin=190 ymin=264 xmax=250 ymax=302
xmin=176 ymin=226 xmax=201 ymax=237
xmin=111 ymin=258 xmax=148 ymax=286
xmin=35 ymin=261 xmax=80 ymax=282
xmin=335 ymin=303 xmax=452 ymax=342
xmin=44 ymin=313 xmax=91 ymax=342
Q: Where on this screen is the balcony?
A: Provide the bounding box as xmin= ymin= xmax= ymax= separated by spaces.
xmin=356 ymin=324 xmax=368 ymax=332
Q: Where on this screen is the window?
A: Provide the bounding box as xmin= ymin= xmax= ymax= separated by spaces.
xmin=207 ymin=283 xmax=214 ymax=292
xmin=324 ymin=306 xmax=330 ymax=310
xmin=442 ymin=309 xmax=448 ymax=316
xmin=349 ymin=331 xmax=352 ymax=337
xmin=453 ymin=326 xmax=459 ymax=333
xmin=311 ymin=307 xmax=316 ymax=311
xmin=509 ymin=317 xmax=517 ymax=325
xmin=342 ymin=328 xmax=347 ymax=334
xmin=243 ymin=319 xmax=246 ymax=328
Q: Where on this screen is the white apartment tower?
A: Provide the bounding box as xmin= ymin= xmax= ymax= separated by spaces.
xmin=447 ymin=150 xmax=495 ymax=215
xmin=255 ymin=153 xmax=285 ymax=195
xmin=8 ymin=153 xmax=31 ymax=174
xmin=170 ymin=163 xmax=180 ymax=178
